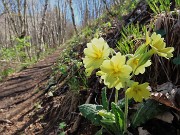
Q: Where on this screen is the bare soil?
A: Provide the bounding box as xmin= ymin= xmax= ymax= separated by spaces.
xmin=0 ymin=47 xmax=66 ymax=135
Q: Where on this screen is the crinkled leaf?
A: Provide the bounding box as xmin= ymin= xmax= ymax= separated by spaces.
xmin=131 ymin=99 xmax=167 ymax=128
xmin=102 ymin=87 xmax=109 ymax=110
xmin=79 ymin=104 xmax=103 ymax=125
xmin=111 ymin=102 xmax=124 ymax=133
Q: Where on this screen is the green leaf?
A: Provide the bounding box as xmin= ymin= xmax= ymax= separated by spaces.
xmin=59 ymin=122 xmax=66 ymax=129
xmin=131 ymin=99 xmax=167 ymax=128
xmin=138 ymin=49 xmax=154 ymax=66
xmin=134 ymin=44 xmax=147 ymax=56
xmin=155 ymin=29 xmax=166 ymax=37
xmin=102 ymin=87 xmax=109 ymax=110
xmin=95 ymin=128 xmax=103 ymax=135
xmin=100 ymin=119 xmax=115 ymax=125
xmin=59 ymin=132 xmax=65 ymax=135
xmin=111 ymin=102 xmax=124 ymax=133
xmin=173 ymin=56 xmax=180 ymax=65
xmin=79 ymin=104 xmax=103 ymax=125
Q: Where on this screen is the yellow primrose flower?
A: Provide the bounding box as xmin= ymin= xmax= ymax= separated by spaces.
xmin=97 ymin=52 xmax=132 ymax=89
xmin=126 ymin=82 xmax=150 ymax=102
xmin=83 ymin=37 xmax=110 ymax=76
xmin=146 ymin=32 xmax=174 ymax=59
xmin=127 ymin=55 xmax=151 ymax=75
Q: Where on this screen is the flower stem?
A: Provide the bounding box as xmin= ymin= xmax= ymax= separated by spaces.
xmin=124 ymin=93 xmax=128 ymax=134
xmin=115 ymin=89 xmax=118 ymax=104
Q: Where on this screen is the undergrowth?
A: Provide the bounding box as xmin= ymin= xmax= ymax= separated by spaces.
xmin=52 ymin=0 xmax=180 ymax=134
xmin=0 ymin=36 xmax=56 ymax=81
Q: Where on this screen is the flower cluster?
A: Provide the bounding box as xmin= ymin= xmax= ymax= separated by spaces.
xmin=83 ymin=33 xmax=174 ymax=102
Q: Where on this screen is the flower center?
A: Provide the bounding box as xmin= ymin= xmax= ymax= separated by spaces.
xmin=134 ymin=87 xmax=141 ymax=94
xmin=95 ymin=50 xmax=103 ymax=59
xmin=133 ymin=58 xmax=139 ymax=66
xmin=113 ymin=65 xmax=122 ymax=75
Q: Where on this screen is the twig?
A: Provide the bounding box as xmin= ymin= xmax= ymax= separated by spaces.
xmin=69 ymin=92 xmax=94 ymax=134
xmin=0 ymin=119 xmax=13 ymax=124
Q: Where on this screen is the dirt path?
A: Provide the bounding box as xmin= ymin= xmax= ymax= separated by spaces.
xmin=0 ymin=46 xmax=65 ymax=135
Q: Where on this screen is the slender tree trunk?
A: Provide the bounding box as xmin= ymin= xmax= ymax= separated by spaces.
xmin=23 ymin=0 xmax=27 ymax=33
xmin=2 ymin=0 xmax=19 ymax=36
xmin=17 ymin=0 xmax=23 ymax=33
xmin=102 ymin=0 xmax=114 ymax=16
xmin=68 ymin=0 xmax=78 ymax=35
xmin=4 ymin=14 xmax=7 ymax=47
xmin=61 ymin=1 xmax=67 ymax=43
xmin=57 ymin=0 xmax=62 ymax=45
xmin=83 ymin=0 xmax=89 ymax=27
xmin=38 ymin=0 xmax=49 ymax=53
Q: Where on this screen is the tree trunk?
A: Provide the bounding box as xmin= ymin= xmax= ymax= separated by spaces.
xmin=68 ymin=0 xmax=78 ymax=35
xmin=38 ymin=0 xmax=49 ymax=53
xmin=2 ymin=0 xmax=19 ymax=36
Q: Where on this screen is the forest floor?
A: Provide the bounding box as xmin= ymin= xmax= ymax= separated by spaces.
xmin=0 ymin=45 xmax=68 ymax=135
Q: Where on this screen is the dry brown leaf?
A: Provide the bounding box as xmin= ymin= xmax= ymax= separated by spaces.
xmin=151 ymin=92 xmax=180 ymax=111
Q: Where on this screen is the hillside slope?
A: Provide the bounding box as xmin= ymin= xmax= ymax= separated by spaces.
xmin=0 ymin=0 xmax=180 ymax=135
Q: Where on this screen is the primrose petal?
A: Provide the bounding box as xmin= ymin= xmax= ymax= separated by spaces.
xmin=97 ymin=52 xmax=132 ymax=89
xmin=126 ymin=82 xmax=150 ymax=102
xmin=83 ymin=37 xmax=110 ymax=76
xmin=149 ymin=32 xmax=174 ymax=59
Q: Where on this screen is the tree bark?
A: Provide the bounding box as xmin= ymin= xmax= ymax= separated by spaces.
xmin=38 ymin=0 xmax=49 ymax=52
xmin=102 ymin=0 xmax=114 ymax=16
xmin=2 ymin=0 xmax=19 ymax=36
xmin=68 ymin=0 xmax=78 ymax=35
